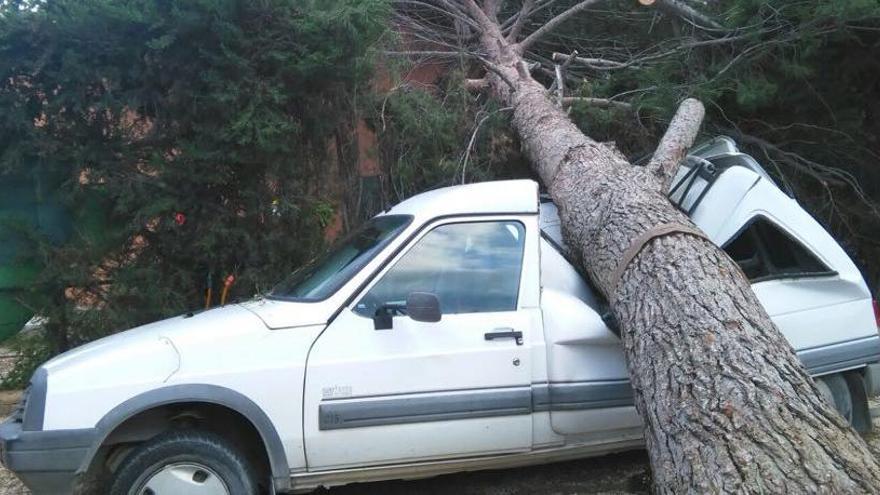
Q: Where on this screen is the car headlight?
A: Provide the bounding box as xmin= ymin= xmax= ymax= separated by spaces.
xmin=19 ymin=368 xmax=47 ymax=431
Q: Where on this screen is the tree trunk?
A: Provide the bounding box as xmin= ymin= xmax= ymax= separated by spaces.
xmin=463 ymin=5 xmax=880 ymax=492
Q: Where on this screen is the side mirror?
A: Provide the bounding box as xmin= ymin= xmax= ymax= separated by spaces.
xmin=406 ymin=292 xmax=441 ymax=323
xmin=372 ymin=293 xmax=441 ymax=330
xmin=373 ymin=303 xmax=401 ymax=330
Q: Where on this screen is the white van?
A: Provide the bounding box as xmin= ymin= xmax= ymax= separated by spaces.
xmin=2 ymin=137 xmax=878 ymax=494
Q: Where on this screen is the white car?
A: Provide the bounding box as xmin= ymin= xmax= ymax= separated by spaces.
xmin=2 ymin=137 xmax=879 ymax=495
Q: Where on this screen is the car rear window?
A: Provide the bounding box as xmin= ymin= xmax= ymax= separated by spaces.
xmin=723 ymin=217 xmax=833 ymax=282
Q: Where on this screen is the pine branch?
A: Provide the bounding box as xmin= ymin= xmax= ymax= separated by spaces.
xmin=506 ymin=0 xmax=535 ymax=42
xmin=552 ymin=52 xmax=626 ymax=69
xmin=518 ymin=0 xmax=603 ymax=51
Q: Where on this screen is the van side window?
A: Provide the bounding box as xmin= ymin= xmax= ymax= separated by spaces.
xmin=723 ymin=217 xmax=832 ymax=281
xmin=355 ymin=221 xmax=525 ymax=316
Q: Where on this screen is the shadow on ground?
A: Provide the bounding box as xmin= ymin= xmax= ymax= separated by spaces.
xmin=319 ymin=450 xmax=651 ymax=494
xmin=2 ymin=398 xmax=880 ymax=494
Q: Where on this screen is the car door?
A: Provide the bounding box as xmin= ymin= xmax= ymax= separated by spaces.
xmin=302 ymin=217 xmax=539 ymax=471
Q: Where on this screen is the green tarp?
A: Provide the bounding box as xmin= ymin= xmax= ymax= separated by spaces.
xmin=0 ymin=171 xmax=72 ymax=340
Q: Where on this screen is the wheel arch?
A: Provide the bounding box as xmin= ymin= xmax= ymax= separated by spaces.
xmin=78 ymin=384 xmax=290 ymax=492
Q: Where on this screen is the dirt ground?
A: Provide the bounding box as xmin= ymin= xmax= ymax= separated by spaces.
xmin=0 ymin=398 xmax=877 ymax=494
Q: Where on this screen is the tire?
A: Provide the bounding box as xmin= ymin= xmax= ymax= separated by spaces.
xmin=109 ymin=429 xmax=259 ymax=495
xmin=816 ymin=374 xmax=853 ymax=423
xmin=843 ymin=371 xmax=872 ymax=434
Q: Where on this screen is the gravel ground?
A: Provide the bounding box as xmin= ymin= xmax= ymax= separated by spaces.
xmin=0 ymin=400 xmax=877 ymax=494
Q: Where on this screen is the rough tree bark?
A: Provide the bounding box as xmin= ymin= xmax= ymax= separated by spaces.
xmin=396 ymin=1 xmax=880 ymax=492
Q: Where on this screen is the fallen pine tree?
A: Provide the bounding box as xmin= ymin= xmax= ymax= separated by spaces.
xmin=391 ymin=1 xmax=880 ymax=492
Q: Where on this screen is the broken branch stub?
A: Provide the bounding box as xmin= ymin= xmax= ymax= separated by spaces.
xmin=647 ymin=98 xmax=705 ymax=189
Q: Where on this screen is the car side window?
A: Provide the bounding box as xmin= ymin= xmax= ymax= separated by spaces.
xmin=354 ymin=221 xmax=526 ymax=317
xmin=723 ymin=217 xmax=832 ymax=281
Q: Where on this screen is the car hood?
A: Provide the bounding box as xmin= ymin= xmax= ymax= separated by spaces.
xmin=42 ymin=305 xmax=266 ymax=388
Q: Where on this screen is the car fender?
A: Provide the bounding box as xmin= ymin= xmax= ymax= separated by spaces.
xmin=77 ymin=384 xmax=290 ymax=492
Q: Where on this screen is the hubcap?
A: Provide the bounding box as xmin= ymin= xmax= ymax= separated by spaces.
xmin=137 ymin=462 xmax=230 ymax=495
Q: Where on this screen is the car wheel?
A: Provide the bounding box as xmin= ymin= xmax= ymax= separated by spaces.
xmin=843 ymin=371 xmax=872 ymax=434
xmin=110 ymin=430 xmax=259 ymax=495
xmin=816 ymin=374 xmax=853 ymax=423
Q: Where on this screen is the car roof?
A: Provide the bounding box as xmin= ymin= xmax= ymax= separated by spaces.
xmin=380 ymin=144 xmax=860 ymax=285
xmin=384 ymin=179 xmax=539 ymax=221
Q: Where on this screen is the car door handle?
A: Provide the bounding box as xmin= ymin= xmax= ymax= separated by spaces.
xmin=484 ymin=329 xmax=523 ymax=345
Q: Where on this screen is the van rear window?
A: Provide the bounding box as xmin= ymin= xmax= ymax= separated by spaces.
xmin=722 ymin=217 xmax=833 ymax=282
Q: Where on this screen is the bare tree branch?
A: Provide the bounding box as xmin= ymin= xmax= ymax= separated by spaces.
xmin=550 ymin=32 xmax=751 ymax=72
xmin=647 ymin=98 xmax=706 ymax=187
xmin=554 ymin=64 xmax=565 ymax=105
xmin=461 ymin=0 xmax=487 ymax=21
xmin=380 ymin=82 xmax=408 ymax=132
xmin=460 ymin=106 xmax=513 ymax=183
xmin=435 ymin=0 xmax=476 ymax=20
xmin=552 ymin=51 xmax=626 ymax=69
xmin=394 ymin=0 xmax=481 ymax=30
xmin=549 ymin=50 xmax=577 ymax=105
xmin=558 ymin=48 xmax=577 ymax=72
xmin=477 ymin=56 xmax=518 ymax=90
xmin=653 ymin=0 xmax=724 ymax=31
xmin=501 ymin=0 xmax=561 ymax=36
xmin=518 ymin=0 xmax=604 ymax=52
xmin=552 ymin=52 xmax=622 ymax=66
xmin=461 ymin=0 xmax=506 ymax=38
xmin=562 ymin=96 xmax=633 ymax=111
xmin=483 ymin=0 xmax=501 ymax=21
xmin=391 ymin=11 xmax=479 ymax=48
xmin=726 ymin=128 xmax=880 ymax=214
xmin=507 ymin=0 xmax=536 ymax=41
xmin=383 ymin=50 xmax=474 ymax=58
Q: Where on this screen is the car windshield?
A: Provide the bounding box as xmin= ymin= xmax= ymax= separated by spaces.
xmin=269 ymin=215 xmax=412 ymax=301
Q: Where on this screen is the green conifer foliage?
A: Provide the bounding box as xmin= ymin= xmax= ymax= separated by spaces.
xmin=498 ymin=0 xmax=880 ymax=290
xmin=0 ymin=0 xmax=387 ymax=384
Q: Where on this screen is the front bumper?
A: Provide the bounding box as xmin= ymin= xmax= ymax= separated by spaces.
xmin=0 ymin=419 xmax=95 ymax=494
